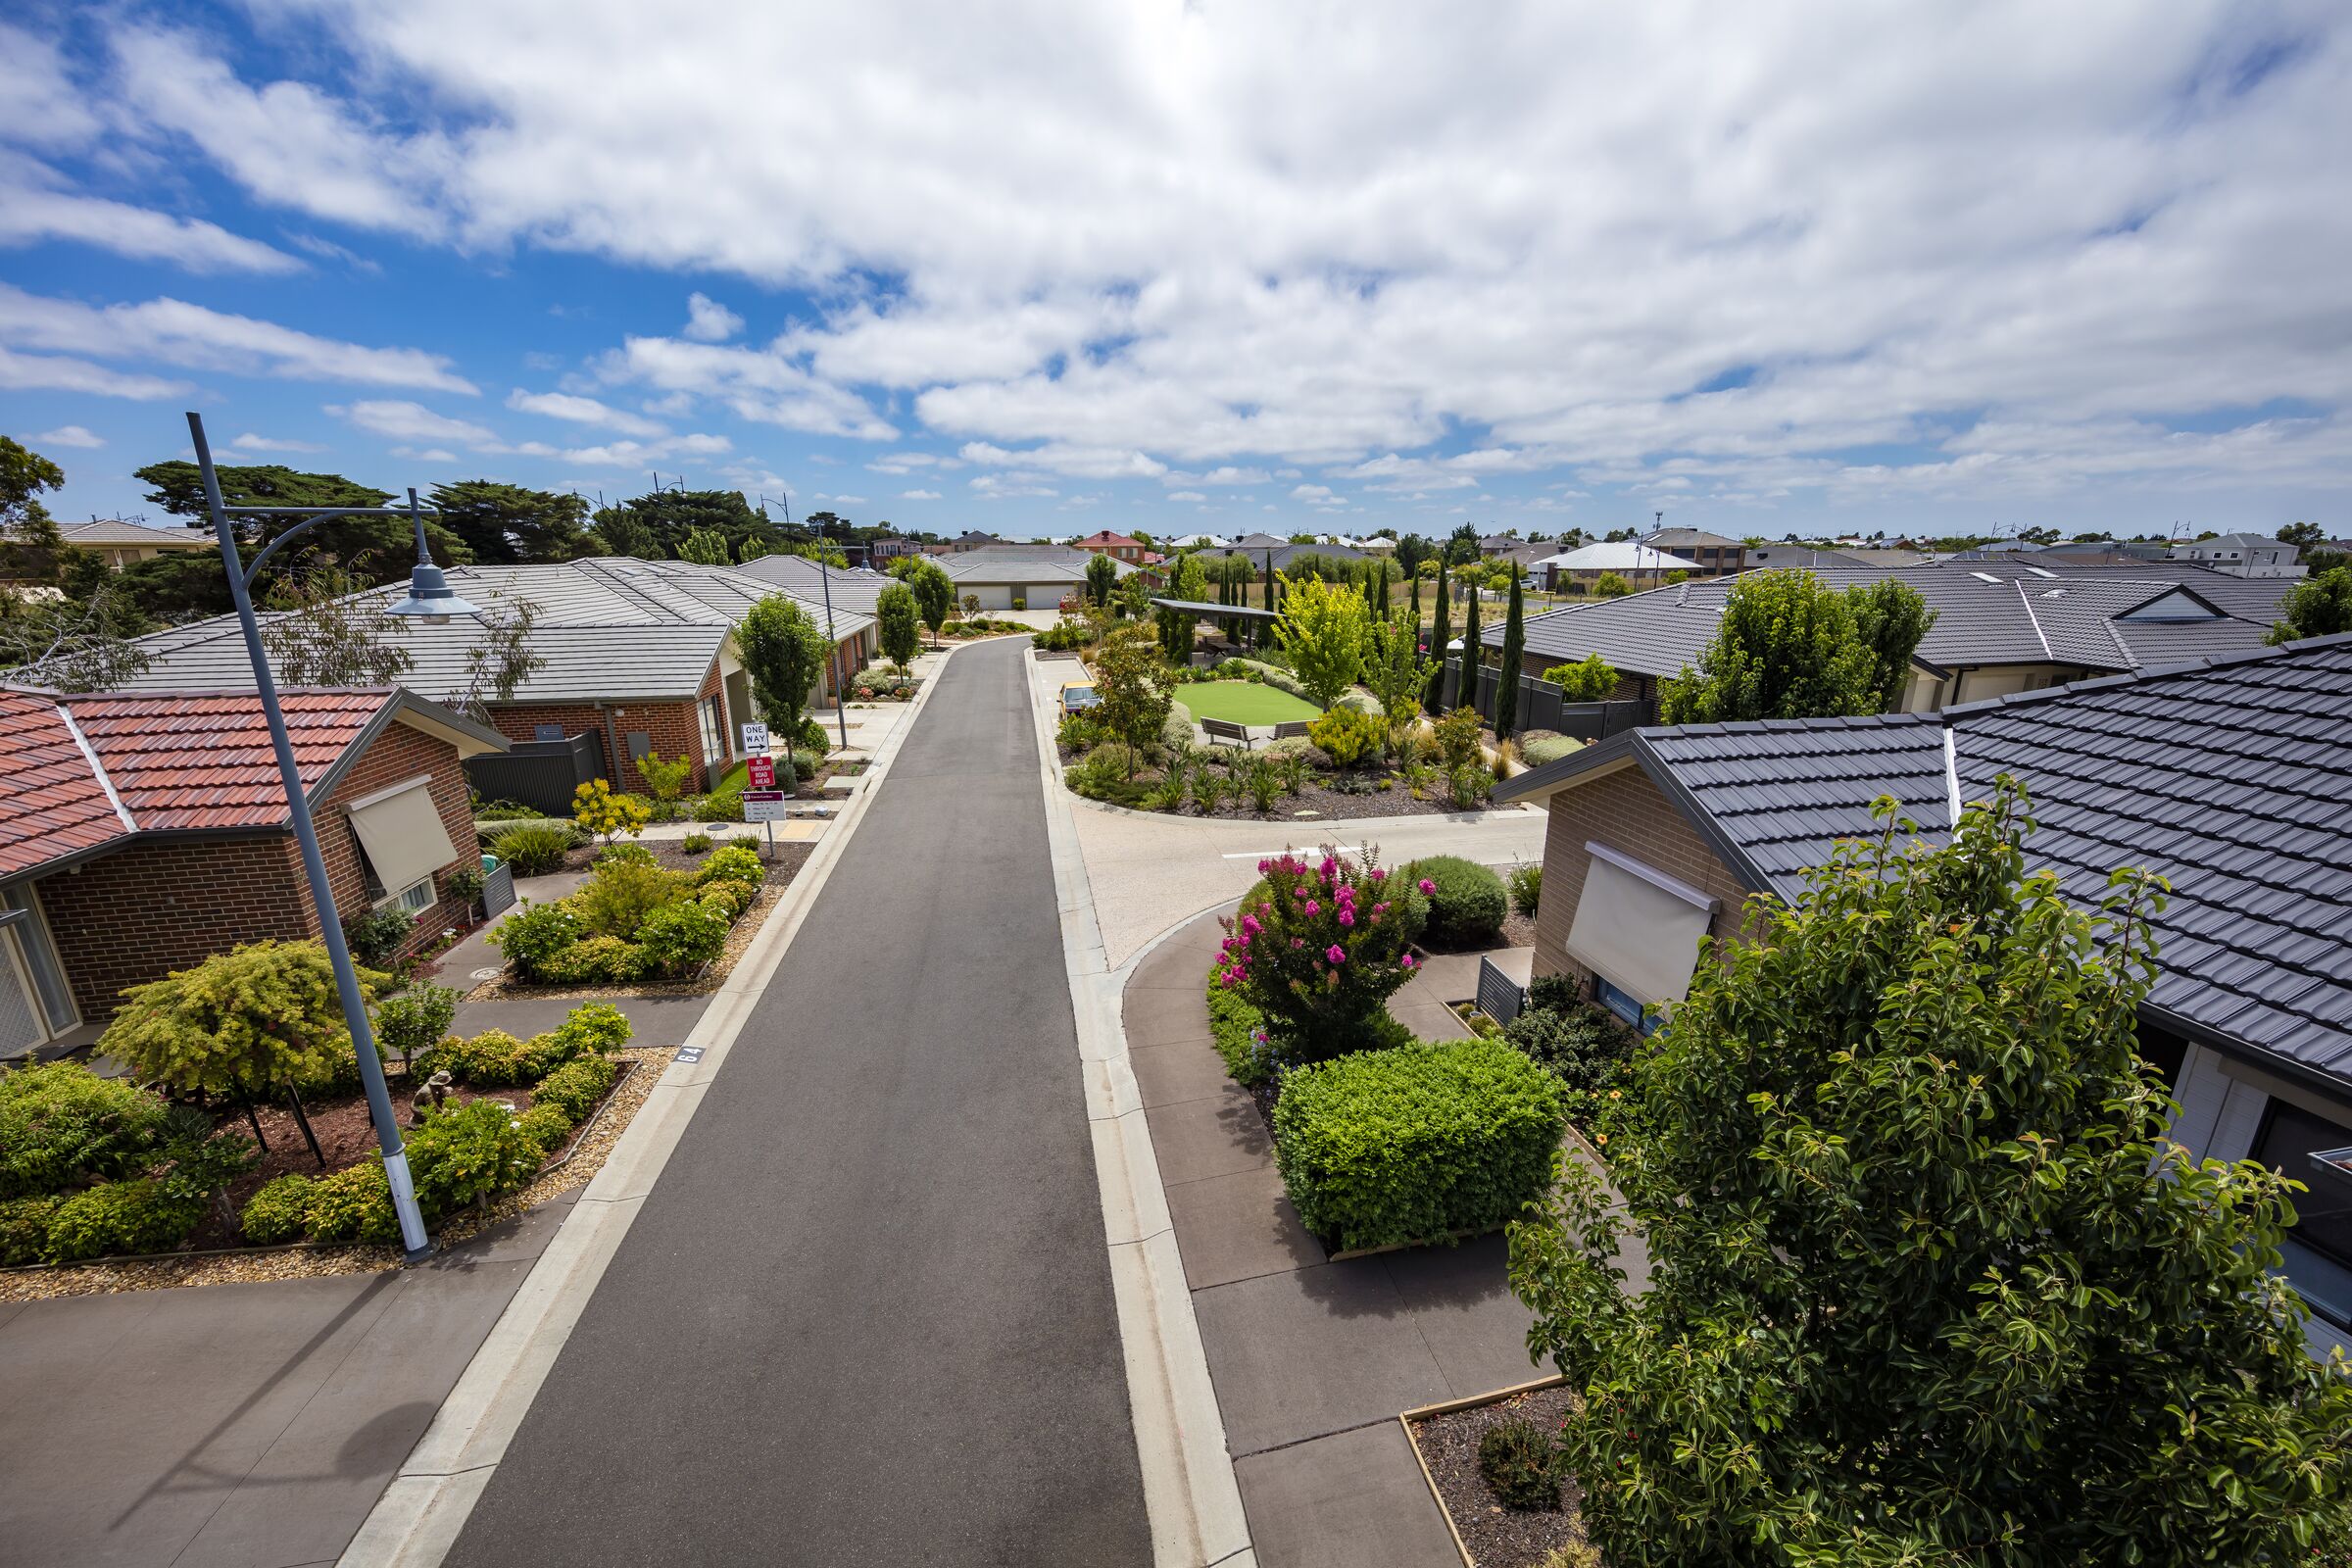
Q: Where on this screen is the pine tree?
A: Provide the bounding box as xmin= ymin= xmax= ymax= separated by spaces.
xmin=1459 ymin=583 xmax=1481 ymax=716
xmin=1426 ymin=562 xmax=1451 ymax=710
xmin=1496 ymin=572 xmax=1526 ymax=741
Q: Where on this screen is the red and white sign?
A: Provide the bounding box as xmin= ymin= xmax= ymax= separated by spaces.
xmin=745 ymin=756 xmax=775 ymax=790
xmin=741 ymin=789 xmax=789 ymax=823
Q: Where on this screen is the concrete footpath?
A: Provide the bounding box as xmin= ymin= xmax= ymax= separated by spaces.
xmin=438 ymin=635 xmax=1152 ymax=1566
xmin=0 ymin=1200 xmax=572 ymax=1568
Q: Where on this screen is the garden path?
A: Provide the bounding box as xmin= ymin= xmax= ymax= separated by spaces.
xmin=440 ymin=635 xmax=1152 ymax=1566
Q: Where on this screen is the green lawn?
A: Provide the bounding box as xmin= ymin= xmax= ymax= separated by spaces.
xmin=1172 ymin=680 xmax=1320 ymax=725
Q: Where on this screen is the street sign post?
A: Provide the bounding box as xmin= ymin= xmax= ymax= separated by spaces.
xmin=741 ymin=788 xmax=787 ymax=858
xmin=746 ymin=755 xmax=775 ymax=790
xmin=740 ymin=720 xmax=769 ymax=755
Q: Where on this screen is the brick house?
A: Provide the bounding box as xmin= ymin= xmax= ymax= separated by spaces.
xmin=1494 ymin=634 xmax=2352 ymax=1352
xmin=115 ymin=558 xmax=877 ymax=796
xmin=0 ymin=685 xmax=507 ymax=1059
xmin=1071 ymin=530 xmax=1147 ymax=564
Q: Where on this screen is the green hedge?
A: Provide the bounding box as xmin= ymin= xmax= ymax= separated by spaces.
xmin=1403 ymin=855 xmax=1508 ymax=948
xmin=0 ymin=1060 xmax=172 ymax=1199
xmin=1272 ymin=1038 xmax=1565 ymax=1251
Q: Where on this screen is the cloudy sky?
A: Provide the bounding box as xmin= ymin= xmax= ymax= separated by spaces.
xmin=3 ymin=1 xmax=2346 ymax=541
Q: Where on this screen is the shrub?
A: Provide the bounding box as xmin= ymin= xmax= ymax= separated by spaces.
xmin=595 ymin=841 xmax=656 ymax=867
xmin=574 ymin=858 xmax=685 ymax=939
xmin=1544 ymin=653 xmax=1620 ymax=704
xmin=492 ymin=901 xmax=584 ymax=980
xmin=1507 ymin=861 xmax=1542 ymax=918
xmin=553 ymin=1002 xmax=632 ymax=1055
xmin=1217 ymin=850 xmax=1422 ymax=1063
xmin=681 ymin=832 xmax=712 ymax=855
xmin=537 ymin=936 xmax=646 ymax=986
xmin=638 ymin=899 xmax=730 ymax=975
xmin=633 ymin=748 xmax=695 ymax=819
xmin=445 ymin=864 xmax=486 ymax=908
xmin=692 ymin=784 xmax=746 ymax=822
xmin=1405 ymin=856 xmax=1507 ymax=947
xmin=100 ymin=941 xmax=388 ymax=1100
xmin=1447 ymin=760 xmax=1494 ymax=808
xmin=697 ymin=844 xmax=764 ymax=889
xmin=239 ymin=1173 xmax=317 ymax=1245
xmin=1032 ymin=617 xmax=1096 ymax=652
xmin=343 ymin=906 xmax=416 ymax=969
xmin=532 ymin=1053 xmax=619 ymax=1124
xmin=44 ymin=1178 xmax=204 ymax=1262
xmin=799 ymin=716 xmax=830 ymax=757
xmin=1 ymin=1195 xmax=65 ymax=1265
xmin=572 ymin=778 xmax=652 ymax=844
xmin=1479 ymin=1418 xmax=1566 ymax=1510
xmin=1158 ymin=705 xmax=1198 ymax=752
xmin=1431 ymin=706 xmax=1484 ymax=769
xmin=477 ymin=814 xmax=585 ymax=847
xmin=1057 ymin=711 xmax=1103 ymax=753
xmin=1206 ymin=967 xmax=1276 ymax=1087
xmin=472 ymin=798 xmax=541 ymax=822
xmin=424 ymin=1026 xmax=587 ymax=1087
xmin=698 ymin=879 xmax=755 ymax=920
xmin=1272 ymin=1038 xmax=1566 ymax=1251
xmin=516 ymin=1102 xmax=574 ymax=1158
xmin=1520 ymin=734 xmax=1582 ymax=766
xmin=407 ymin=1100 xmax=541 ymax=1220
xmin=490 ymin=824 xmax=573 ymax=874
xmin=1243 ymin=756 xmax=1283 ymax=815
xmin=304 ymin=1160 xmax=399 ymax=1244
xmin=373 ymin=982 xmax=459 ymax=1068
xmin=1307 ymin=706 xmax=1382 ymax=768
xmin=0 ymin=1060 xmax=172 ymax=1199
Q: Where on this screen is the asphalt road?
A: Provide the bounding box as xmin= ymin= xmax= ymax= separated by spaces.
xmin=447 ymin=638 xmax=1152 ymax=1566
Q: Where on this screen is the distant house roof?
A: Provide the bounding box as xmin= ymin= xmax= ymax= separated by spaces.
xmin=726 ymin=553 xmax=896 ymax=617
xmin=1494 ymin=563 xmax=2290 ymax=678
xmin=1533 ymin=541 xmax=1703 ymax=575
xmin=60 ymin=519 xmax=215 ymax=550
xmin=1497 ymin=633 xmax=2352 ymax=1089
xmin=109 ymin=558 xmax=873 ymax=706
xmin=1642 ymin=527 xmax=1745 ymax=552
xmin=0 ymin=685 xmax=505 ymax=882
xmin=1072 ymin=530 xmax=1143 ymax=550
xmin=940 ymin=546 xmax=1119 ymax=582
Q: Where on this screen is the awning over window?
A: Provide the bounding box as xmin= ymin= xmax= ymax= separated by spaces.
xmin=347 ymin=781 xmax=457 ymax=896
xmin=1564 ymin=844 xmax=1718 ymax=1004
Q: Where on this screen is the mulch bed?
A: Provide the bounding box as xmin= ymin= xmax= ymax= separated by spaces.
xmin=1408 ymin=1381 xmax=1594 ymax=1567
xmin=1416 ymin=908 xmax=1539 ymax=956
xmin=1057 ymin=753 xmax=1523 ymax=822
xmin=0 ymin=1046 xmax=671 ymax=1302
xmin=463 ymin=841 xmax=811 ymax=1002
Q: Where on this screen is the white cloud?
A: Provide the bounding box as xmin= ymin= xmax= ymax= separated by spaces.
xmin=507 ymin=388 xmax=667 ymax=437
xmin=1166 ymin=489 xmax=1206 ymax=502
xmin=900 ymin=488 xmax=943 ymax=500
xmin=331 ymin=400 xmax=502 ymax=447
xmin=683 ymin=292 xmax=744 ymax=342
xmin=865 ymin=451 xmax=961 ymax=474
xmin=0 ymin=346 xmax=188 ymax=400
xmin=32 ymin=424 xmax=104 ymax=449
xmin=16 ymin=5 xmax=2352 ymax=511
xmin=394 ymin=447 xmax=459 ymax=463
xmin=231 ymin=432 xmax=328 ymax=453
xmin=0 ymin=283 xmax=475 ymax=393
xmin=0 ymin=160 xmax=301 ymax=274
xmin=971 ymin=472 xmax=1057 ymax=499
xmin=1291 ymin=483 xmax=1335 ymax=501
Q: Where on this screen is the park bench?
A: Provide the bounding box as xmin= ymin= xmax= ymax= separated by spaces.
xmin=1271 ymin=720 xmax=1313 ymax=742
xmin=1201 ymin=717 xmax=1252 ymax=751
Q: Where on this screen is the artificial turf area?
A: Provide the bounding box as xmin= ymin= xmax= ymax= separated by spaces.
xmin=1171 ymin=680 xmax=1321 ymax=724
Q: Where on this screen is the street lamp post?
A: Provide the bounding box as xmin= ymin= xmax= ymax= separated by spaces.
xmin=808 ymin=514 xmax=850 ymax=751
xmin=188 ymin=411 xmax=478 ymax=1263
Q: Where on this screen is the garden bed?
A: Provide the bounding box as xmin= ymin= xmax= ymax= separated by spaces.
xmin=0 ymin=1046 xmax=667 ymax=1302
xmin=1059 ymin=751 xmax=1516 ymax=821
xmin=1404 ymin=1379 xmax=1593 ymax=1568
xmin=465 ymin=841 xmax=810 ymax=1002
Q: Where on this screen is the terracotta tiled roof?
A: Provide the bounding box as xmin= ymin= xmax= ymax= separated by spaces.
xmin=67 ymin=690 xmax=395 ymax=833
xmin=0 ymin=691 xmax=129 ymax=879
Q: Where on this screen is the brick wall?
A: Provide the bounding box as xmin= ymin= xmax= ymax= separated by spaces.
xmin=1530 ymin=761 xmax=1759 ymax=998
xmin=315 ymin=718 xmax=484 ymax=959
xmin=487 ymin=697 xmax=712 ymax=793
xmin=37 ymin=837 xmax=315 ymax=1022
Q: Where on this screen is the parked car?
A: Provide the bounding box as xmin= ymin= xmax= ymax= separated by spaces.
xmin=1060 ymin=681 xmax=1100 ymax=713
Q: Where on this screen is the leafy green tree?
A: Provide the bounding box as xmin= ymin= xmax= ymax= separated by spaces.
xmin=1592 ymin=570 xmax=1632 ymax=598
xmin=100 ymin=941 xmax=388 ymax=1098
xmin=1495 ymin=572 xmax=1527 ymax=741
xmin=1089 ymin=624 xmax=1172 ymax=777
xmin=1510 ymin=782 xmax=2352 ymax=1566
xmin=607 ymin=488 xmax=782 ymax=561
xmin=1115 ymin=570 xmax=1152 ymax=620
xmin=1660 ymin=569 xmax=1884 ymax=725
xmin=906 ymin=558 xmax=955 ymax=639
xmin=736 ymin=594 xmax=829 ymax=745
xmin=1086 ymin=552 xmax=1118 ymax=608
xmin=678 ymin=526 xmax=734 ymax=565
xmin=1273 ymin=574 xmax=1370 ymax=709
xmin=0 ymin=435 xmax=68 ymax=578
xmin=1847 ymin=576 xmax=1938 ymax=710
xmin=2269 ymin=565 xmax=2352 ymax=645
xmin=427 ymin=481 xmax=593 ymax=564
xmin=1362 ymin=609 xmax=1432 ymax=753
xmin=1394 ymin=532 xmax=1432 ymax=576
xmin=2278 ymin=520 xmax=2324 ymax=555
xmin=1445 ymin=521 xmax=1481 ymax=565
xmin=1544 ymin=653 xmax=1619 ymax=703
xmin=591 ymin=506 xmax=655 ymax=559
xmin=876 ymin=581 xmax=920 ymax=667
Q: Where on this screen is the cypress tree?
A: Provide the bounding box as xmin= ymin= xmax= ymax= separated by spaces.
xmin=1409 ymin=570 xmax=1421 ymax=626
xmin=1461 ymin=584 xmax=1482 ymax=717
xmin=1427 ymin=562 xmax=1452 ymax=710
xmin=1497 ymin=571 xmax=1526 ymax=742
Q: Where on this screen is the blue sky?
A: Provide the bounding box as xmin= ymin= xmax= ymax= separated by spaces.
xmin=3 ymin=1 xmax=2347 ymax=542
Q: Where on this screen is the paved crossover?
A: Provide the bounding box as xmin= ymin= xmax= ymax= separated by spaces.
xmin=447 ymin=638 xmax=1152 ymax=1566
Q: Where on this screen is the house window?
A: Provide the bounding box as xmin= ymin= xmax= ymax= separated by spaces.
xmin=2251 ymin=1101 xmax=2352 ymax=1330
xmin=697 ymin=696 xmax=725 ymax=766
xmin=384 ymin=876 xmax=435 ymax=918
xmin=1 ymin=884 xmax=76 ymax=1035
xmin=1592 ymin=974 xmax=1662 ymax=1037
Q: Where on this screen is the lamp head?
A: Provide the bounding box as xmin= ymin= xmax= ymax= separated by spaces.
xmin=387 ymin=559 xmax=477 ymax=624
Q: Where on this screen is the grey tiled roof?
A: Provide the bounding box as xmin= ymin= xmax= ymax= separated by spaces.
xmin=1494 ymin=563 xmax=2288 ymax=677
xmin=114 ymin=557 xmax=871 ymax=705
xmin=726 ymin=554 xmax=895 ymax=616
xmin=1498 ymin=635 xmax=2352 ymax=1084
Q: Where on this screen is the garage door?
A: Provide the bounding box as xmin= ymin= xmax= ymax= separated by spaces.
xmin=966 ymin=583 xmax=1013 ymax=610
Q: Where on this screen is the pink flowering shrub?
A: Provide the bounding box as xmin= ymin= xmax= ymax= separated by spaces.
xmin=1216 ymin=847 xmax=1424 ymax=1062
